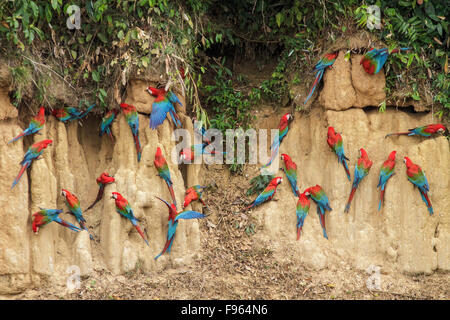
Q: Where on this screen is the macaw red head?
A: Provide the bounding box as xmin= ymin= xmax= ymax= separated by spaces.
xmin=146 ymin=86 xmax=158 ymax=96
xmin=435 ymin=124 xmax=446 ymax=134
xmin=111 ymin=192 xmax=122 ymax=200
xmin=403 ymin=156 xmax=412 ymax=166
xmin=119 ymin=103 xmax=133 ymax=110
xmin=283 ymin=113 xmax=293 ymax=122
xmin=359 ymin=148 xmax=368 ymax=158
xmin=61 ymin=189 xmax=69 ymax=197
xmin=280 ymin=154 xmax=291 ymax=162
xmin=327 ymin=126 xmax=336 ymax=136
xmin=271 ymin=177 xmax=283 ymax=186
xmin=303 ymin=188 xmax=311 ymax=196
xmin=98 ymin=172 xmax=115 ymax=184
xmin=155 ymin=147 xmax=162 ymax=157
xmin=388 ymin=150 xmax=397 ymax=161
xmin=39 ymin=139 xmax=53 ymax=148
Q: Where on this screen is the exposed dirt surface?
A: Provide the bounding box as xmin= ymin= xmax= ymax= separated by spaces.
xmin=7 ymin=163 xmax=449 ymax=300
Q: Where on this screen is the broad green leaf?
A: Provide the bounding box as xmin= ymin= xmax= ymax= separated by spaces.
xmin=276 ymin=12 xmax=284 ymax=28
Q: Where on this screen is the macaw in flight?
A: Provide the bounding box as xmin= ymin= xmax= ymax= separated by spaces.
xmin=146 ymin=86 xmax=182 ymax=129
xmin=154 ymin=196 xmax=206 ymax=260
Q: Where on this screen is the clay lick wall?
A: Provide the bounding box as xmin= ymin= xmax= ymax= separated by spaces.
xmin=252 ymin=51 xmax=449 ymax=275
xmin=0 ymin=79 xmax=202 ymax=294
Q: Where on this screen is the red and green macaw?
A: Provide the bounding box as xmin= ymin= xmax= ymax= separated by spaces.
xmin=244 ymin=177 xmax=283 ymax=211
xmin=85 ymin=172 xmax=115 ymax=212
xmin=280 ymin=153 xmax=300 ymax=197
xmin=304 ymin=185 xmax=332 ymax=240
xmin=385 ymin=124 xmax=446 ymax=138
xmin=327 ymin=126 xmax=351 ymax=181
xmin=344 ymin=148 xmax=373 ymax=213
xmin=8 ymin=106 xmax=45 ymax=144
xmin=111 ymin=192 xmax=150 ymax=246
xmin=146 ymin=86 xmax=182 ymax=129
xmin=51 ymin=103 xmax=96 ymax=122
xmin=179 ymin=143 xmax=223 ymax=163
xmin=147 ymin=86 xmax=183 ymax=109
xmin=296 ymin=191 xmax=310 ymax=240
xmin=11 ymin=139 xmax=52 ymax=189
xmin=119 ymin=103 xmax=142 ymax=162
xmin=100 ymin=109 xmax=119 ymax=141
xmin=261 ymin=113 xmax=293 ymax=169
xmin=154 ymin=147 xmax=177 ymax=206
xmin=61 ymin=189 xmax=94 ymax=240
xmin=360 ymin=47 xmax=410 ymax=75
xmin=183 ymin=185 xmax=207 ymax=208
xmin=304 ymin=52 xmax=338 ymax=105
xmin=32 ymin=208 xmax=81 ymax=234
xmin=154 ymin=196 xmax=206 ymax=260
xmin=377 ymin=151 xmax=396 ymax=211
xmin=404 ymin=157 xmax=433 ymax=215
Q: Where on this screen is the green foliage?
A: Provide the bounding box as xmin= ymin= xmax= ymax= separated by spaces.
xmin=246 ymin=174 xmax=274 ymax=197
xmin=206 ymin=58 xmax=255 ymax=131
xmin=0 ymin=0 xmax=211 ymax=112
xmin=355 ymin=0 xmax=449 ymax=113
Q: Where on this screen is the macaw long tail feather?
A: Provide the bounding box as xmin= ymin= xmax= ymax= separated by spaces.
xmin=85 ymin=185 xmax=105 ymax=212
xmin=11 ymin=162 xmax=30 ymax=189
xmin=317 ymin=209 xmax=328 ymax=240
xmin=56 ymin=219 xmax=82 ymax=232
xmin=154 ymin=237 xmax=174 ymax=260
xmin=378 ymin=184 xmax=385 ymax=211
xmin=385 ymin=132 xmax=411 ymax=138
xmin=304 ymin=69 xmax=324 ymax=105
xmin=8 ymin=131 xmax=27 ymax=144
xmin=243 ymin=203 xmax=255 ymax=212
xmin=78 ymin=220 xmax=94 ymax=240
xmin=419 ymin=189 xmax=433 ymax=215
xmin=134 ymin=225 xmax=150 ymax=247
xmin=133 ymin=133 xmax=142 ymax=162
xmin=344 ymin=185 xmax=358 ymax=213
xmin=341 ymin=158 xmax=351 ymax=181
xmin=165 ymin=180 xmax=177 ymax=207
xmin=297 ymin=226 xmax=302 ymax=241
